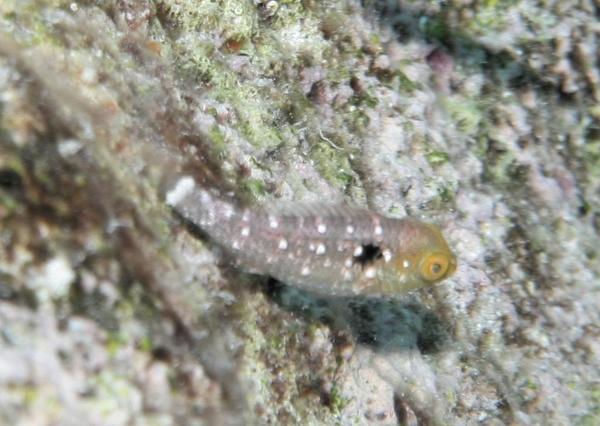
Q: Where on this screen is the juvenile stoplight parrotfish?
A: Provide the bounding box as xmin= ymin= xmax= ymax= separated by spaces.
xmin=166 ymin=177 xmax=457 ymax=297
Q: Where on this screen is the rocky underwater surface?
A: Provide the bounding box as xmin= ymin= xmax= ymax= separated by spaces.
xmin=0 ymin=0 xmax=599 ymax=425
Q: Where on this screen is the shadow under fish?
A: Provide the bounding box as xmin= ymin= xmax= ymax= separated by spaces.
xmin=263 ymin=277 xmax=450 ymax=355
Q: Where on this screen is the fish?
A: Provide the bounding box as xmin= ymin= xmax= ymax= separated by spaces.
xmin=166 ymin=176 xmax=457 ymax=297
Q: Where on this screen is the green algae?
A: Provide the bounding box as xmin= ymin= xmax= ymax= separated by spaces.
xmin=240 ymin=177 xmax=268 ymax=199
xmin=309 ymin=142 xmax=355 ymax=191
xmin=159 ymin=0 xmax=255 ymax=41
xmin=236 ymin=292 xmax=340 ymax=425
xmin=426 ymin=150 xmax=450 ymax=166
xmin=441 ymin=96 xmax=483 ymax=136
xmin=326 ymin=383 xmax=350 ymax=416
xmin=577 ymin=385 xmax=600 ymax=425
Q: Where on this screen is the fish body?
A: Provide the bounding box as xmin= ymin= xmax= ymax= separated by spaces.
xmin=166 ymin=177 xmax=457 ymax=296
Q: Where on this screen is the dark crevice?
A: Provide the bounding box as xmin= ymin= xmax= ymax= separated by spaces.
xmin=0 ymin=168 xmax=23 ymax=192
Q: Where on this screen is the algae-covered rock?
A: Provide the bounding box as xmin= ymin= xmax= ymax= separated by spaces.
xmin=0 ymin=0 xmax=598 ymax=424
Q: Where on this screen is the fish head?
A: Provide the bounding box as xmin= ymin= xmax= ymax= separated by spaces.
xmin=365 ymin=220 xmax=457 ymax=295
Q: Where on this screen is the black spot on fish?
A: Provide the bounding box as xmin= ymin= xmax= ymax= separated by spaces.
xmin=353 ymin=244 xmax=383 ymax=268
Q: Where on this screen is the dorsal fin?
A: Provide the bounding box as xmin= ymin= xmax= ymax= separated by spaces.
xmin=264 ymin=201 xmax=372 ymax=219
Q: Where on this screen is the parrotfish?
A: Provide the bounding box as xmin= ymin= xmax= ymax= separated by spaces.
xmin=166 ymin=177 xmax=457 ymax=296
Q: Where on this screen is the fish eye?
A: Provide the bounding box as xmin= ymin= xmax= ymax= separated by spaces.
xmin=419 ymin=253 xmax=451 ymax=282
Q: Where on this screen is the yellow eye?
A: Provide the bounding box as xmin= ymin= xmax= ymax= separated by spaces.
xmin=419 ymin=253 xmax=451 ymax=282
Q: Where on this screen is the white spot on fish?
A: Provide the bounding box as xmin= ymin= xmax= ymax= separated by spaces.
xmin=242 ymin=210 xmax=250 ymax=222
xmin=308 ymin=242 xmax=316 ymax=252
xmin=346 ymin=224 xmax=354 ymax=234
xmin=403 ymin=260 xmax=410 ymax=269
xmin=269 ymin=215 xmax=278 ymax=228
xmin=301 ymin=266 xmax=310 ymax=276
xmin=316 ymin=243 xmax=326 ymax=255
xmin=372 ymin=217 xmax=383 ymax=236
xmin=232 ymin=240 xmax=240 ymax=250
xmin=344 ymin=258 xmax=353 ymax=268
xmin=223 ymin=205 xmax=234 ymax=219
xmin=278 ymin=239 xmax=288 ymax=250
xmin=383 ymin=249 xmax=392 ymax=263
xmin=342 ymin=269 xmax=353 ymax=280
xmin=353 ymin=245 xmax=363 ymax=257
xmin=364 ymin=267 xmax=376 ymax=279
xmin=241 ymin=226 xmax=250 ymax=237
xmin=166 ymin=176 xmax=195 ymax=206
xmin=317 ymin=223 xmax=327 ymax=234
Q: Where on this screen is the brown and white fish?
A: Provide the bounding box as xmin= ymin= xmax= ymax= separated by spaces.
xmin=166 ymin=177 xmax=457 ymax=297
